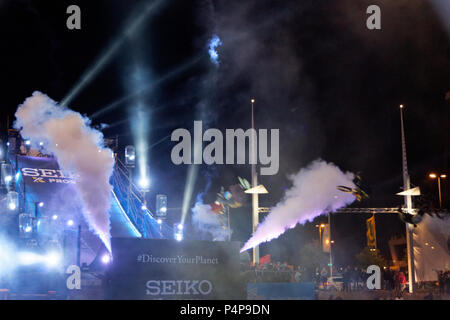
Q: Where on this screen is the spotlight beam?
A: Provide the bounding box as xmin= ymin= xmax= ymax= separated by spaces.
xmin=180 ymin=131 xmax=203 ymax=225
xmin=60 ymin=0 xmax=165 ymax=107
xmin=90 ymin=54 xmax=202 ymax=120
xmin=146 ymin=134 xmax=172 ymax=150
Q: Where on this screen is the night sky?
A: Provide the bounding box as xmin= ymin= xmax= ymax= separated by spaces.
xmin=0 ymin=0 xmax=448 ymax=267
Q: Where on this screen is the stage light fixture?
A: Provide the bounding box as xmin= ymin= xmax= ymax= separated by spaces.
xmin=141 ymin=204 xmax=147 ymax=211
xmin=67 ymin=220 xmax=74 ymax=227
xmin=19 ymin=213 xmax=33 ymax=238
xmin=174 ymin=223 xmax=184 ymax=241
xmin=101 ymin=254 xmax=111 ymax=264
xmin=157 ymin=219 xmax=162 ymax=224
xmin=52 ymin=215 xmax=58 ymax=220
xmin=25 ymin=140 xmax=31 ymax=146
xmin=1 ymin=163 xmax=13 ymax=185
xmin=38 ymin=202 xmax=44 ymax=208
xmin=7 ymin=191 xmax=18 ymax=211
xmin=156 ymin=194 xmax=167 ymax=218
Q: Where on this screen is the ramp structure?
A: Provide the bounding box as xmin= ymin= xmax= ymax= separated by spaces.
xmin=3 ymin=150 xmax=172 ymax=266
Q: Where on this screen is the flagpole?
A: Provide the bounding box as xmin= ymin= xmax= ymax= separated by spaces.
xmin=227 ymin=205 xmax=231 ymax=241
xmin=400 ymin=104 xmax=415 ymax=294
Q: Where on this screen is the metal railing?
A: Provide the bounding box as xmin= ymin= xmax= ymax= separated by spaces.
xmin=111 ymin=157 xmax=172 ymax=239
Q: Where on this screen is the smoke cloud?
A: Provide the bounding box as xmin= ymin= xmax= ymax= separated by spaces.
xmin=241 ymin=159 xmax=356 ymax=252
xmin=191 ymin=200 xmax=229 ymax=241
xmin=208 ymin=34 xmax=222 ymax=66
xmin=14 ymin=91 xmax=114 ymax=252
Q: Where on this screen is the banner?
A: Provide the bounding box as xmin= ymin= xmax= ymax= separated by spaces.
xmin=366 ymin=215 xmax=377 ymax=248
xmin=107 ymin=238 xmax=246 ymax=299
xmin=16 ymin=155 xmax=82 ymax=217
xmin=322 ymin=224 xmax=330 ymax=252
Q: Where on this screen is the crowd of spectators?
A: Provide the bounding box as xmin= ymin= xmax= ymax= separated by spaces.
xmin=435 ymin=270 xmax=450 ymax=294
xmin=240 ymin=262 xmax=296 ymax=283
xmin=240 ymin=261 xmax=450 ymax=297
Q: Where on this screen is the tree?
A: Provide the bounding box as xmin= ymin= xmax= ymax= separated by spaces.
xmin=355 ymin=247 xmax=388 ymax=269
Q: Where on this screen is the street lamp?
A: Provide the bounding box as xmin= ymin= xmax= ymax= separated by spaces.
xmin=429 ymin=173 xmax=446 ymax=208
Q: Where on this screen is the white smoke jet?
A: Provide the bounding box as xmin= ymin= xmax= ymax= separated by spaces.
xmin=14 ymin=91 xmax=114 ymax=252
xmin=241 ymin=160 xmax=357 ymax=252
xmin=191 ymin=201 xmax=229 ymax=241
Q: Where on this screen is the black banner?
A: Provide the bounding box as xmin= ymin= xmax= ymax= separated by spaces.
xmin=17 ymin=155 xmax=82 ymax=216
xmin=107 ymin=238 xmax=246 ymax=300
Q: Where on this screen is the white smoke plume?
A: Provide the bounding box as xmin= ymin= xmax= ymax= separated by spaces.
xmin=191 ymin=201 xmax=229 ymax=241
xmin=14 ymin=91 xmax=114 ymax=252
xmin=241 ymin=160 xmax=357 ymax=252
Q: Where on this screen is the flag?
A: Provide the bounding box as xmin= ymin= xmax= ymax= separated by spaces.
xmin=322 ymin=224 xmax=330 ymax=253
xmin=259 ymin=254 xmax=271 ymax=266
xmin=210 ymin=202 xmax=224 ymax=214
xmin=396 ymin=187 xmax=421 ymax=196
xmin=366 ymin=215 xmax=377 ymax=248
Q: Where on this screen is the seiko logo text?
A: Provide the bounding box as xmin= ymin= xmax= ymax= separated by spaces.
xmin=146 ymin=280 xmax=213 ymax=296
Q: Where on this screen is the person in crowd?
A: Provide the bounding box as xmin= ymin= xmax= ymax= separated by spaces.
xmin=320 ymin=267 xmax=328 ymax=289
xmin=395 ymin=271 xmax=407 ymax=294
xmin=393 ymin=271 xmax=399 ymax=293
xmin=445 ymin=271 xmax=450 ymax=294
xmin=435 ymin=270 xmax=445 ymax=294
xmin=342 ymin=267 xmax=351 ymax=292
xmin=295 ymin=266 xmax=302 ymax=282
xmin=383 ymin=268 xmax=392 ymax=290
xmin=359 ymin=268 xmax=367 ymax=290
xmin=400 ymin=271 xmax=407 ymax=292
xmin=351 ymin=267 xmax=359 ymax=291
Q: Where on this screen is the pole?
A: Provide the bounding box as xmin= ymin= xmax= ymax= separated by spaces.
xmin=328 ymin=212 xmax=332 ymax=278
xmin=227 ymin=206 xmax=231 ymax=241
xmin=250 ymin=99 xmax=259 ymax=266
xmin=128 ymin=168 xmax=132 ymax=215
xmin=33 ymin=202 xmax=38 ymax=235
xmin=437 ymin=177 xmax=442 ymax=208
xmin=77 ymin=225 xmax=81 ymax=267
xmin=400 ymin=105 xmax=415 ymax=294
